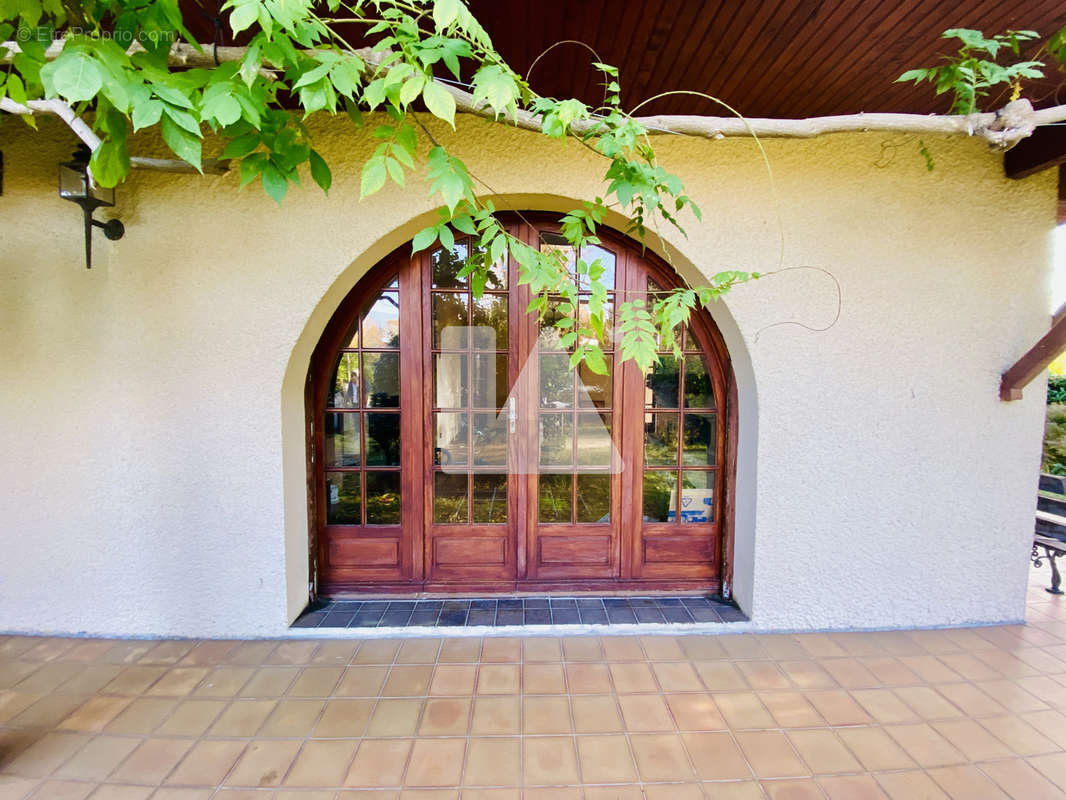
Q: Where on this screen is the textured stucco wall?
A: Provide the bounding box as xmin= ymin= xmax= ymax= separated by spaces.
xmin=0 ymin=113 xmax=1055 ymax=637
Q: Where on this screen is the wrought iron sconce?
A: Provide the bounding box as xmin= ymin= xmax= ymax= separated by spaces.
xmin=58 ymin=146 xmax=124 ymax=269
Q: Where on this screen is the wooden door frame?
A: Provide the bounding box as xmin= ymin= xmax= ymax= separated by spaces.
xmin=306 ymin=216 xmax=738 ymax=599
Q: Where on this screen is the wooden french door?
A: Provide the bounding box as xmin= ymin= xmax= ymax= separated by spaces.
xmin=311 ymin=217 xmax=730 ymax=595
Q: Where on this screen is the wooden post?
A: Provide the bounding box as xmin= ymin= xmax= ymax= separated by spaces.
xmin=1000 ymin=304 xmax=1066 ymax=400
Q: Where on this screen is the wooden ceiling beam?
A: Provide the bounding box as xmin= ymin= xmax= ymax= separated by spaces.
xmin=1001 ymin=304 xmax=1066 ymax=400
xmin=1005 ymin=125 xmax=1066 ymax=179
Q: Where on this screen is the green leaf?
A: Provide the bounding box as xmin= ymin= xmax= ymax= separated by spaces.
xmin=360 ymin=156 xmax=386 ymax=198
xmin=422 ymin=79 xmax=456 ymax=127
xmin=40 ymin=50 xmax=103 ymax=103
xmin=132 ymin=99 xmax=163 ymax=131
xmin=309 ymin=149 xmax=332 ymax=192
xmin=89 ymin=141 xmax=130 ymax=188
xmin=220 ymin=133 xmax=261 ymax=159
xmin=160 ymin=115 xmax=203 ymax=171
xmin=412 ymin=226 xmax=438 ymax=252
xmin=433 ymin=0 xmax=460 ymax=30
xmin=260 ymin=162 xmax=289 ymax=205
xmin=583 ymin=346 xmax=608 ymax=375
xmin=162 ymin=104 xmax=203 ymax=136
xmin=227 ymin=0 xmax=262 ymax=35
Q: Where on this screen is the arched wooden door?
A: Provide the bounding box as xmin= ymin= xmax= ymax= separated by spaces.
xmin=310 ymin=218 xmax=733 ymax=595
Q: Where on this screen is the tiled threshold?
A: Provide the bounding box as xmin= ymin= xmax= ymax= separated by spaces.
xmin=294 ymin=595 xmax=747 ymax=629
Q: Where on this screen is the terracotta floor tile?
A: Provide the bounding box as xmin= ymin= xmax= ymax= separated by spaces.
xmin=757 ymin=692 xmax=825 ymax=728
xmin=785 ymin=729 xmax=862 ymax=774
xmin=83 ymin=785 xmax=153 ymax=800
xmin=978 ymin=714 xmax=1061 ymax=756
xmin=734 ymin=731 xmax=808 ymax=779
xmin=208 ymin=699 xmax=277 ymax=737
xmin=404 ymin=739 xmax=466 ymax=787
xmin=860 ymin=657 xmax=921 ymax=686
xmin=719 ymin=635 xmax=768 ymax=660
xmin=873 ymin=770 xmax=951 ymax=800
xmin=835 ymin=727 xmax=917 ymax=771
xmin=345 ymin=739 xmax=413 ymax=787
xmin=618 ymin=694 xmax=675 ymax=732
xmin=58 ymin=696 xmax=134 ymax=733
xmin=223 ymin=641 xmax=277 ymax=667
xmin=395 ymin=640 xmax=441 ymax=665
xmin=898 ymin=655 xmax=963 ymax=684
xmin=1028 ymin=751 xmax=1066 ymax=792
xmin=562 ymin=638 xmax=604 ymax=662
xmin=802 ymin=691 xmax=872 ymax=726
xmin=103 ymin=666 xmax=168 ymax=695
xmin=681 ymin=731 xmax=751 ymax=780
xmin=462 ymin=738 xmax=520 ymax=786
xmin=256 ymin=700 xmax=325 ymax=737
xmin=285 ymin=739 xmax=358 ymax=787
xmin=26 ymin=779 xmax=95 ymax=800
xmin=820 ymin=658 xmax=879 ymax=688
xmin=312 ymin=698 xmax=374 ymax=737
xmin=818 ymin=774 xmax=890 ymax=800
xmin=575 ymin=735 xmax=636 ymax=783
xmin=470 ymin=696 xmax=520 ymax=735
xmin=522 ymin=736 xmax=580 ymax=785
xmin=191 ymin=667 xmax=255 ymax=698
xmin=11 ymin=695 xmax=91 ymax=729
xmin=287 ymin=667 xmax=344 ymax=698
xmin=522 ymin=788 xmax=581 ymax=800
xmin=53 ymin=735 xmax=141 ymax=781
xmin=934 ymin=682 xmax=1007 ymax=717
xmin=366 ymin=698 xmax=424 ymax=737
xmin=564 ymin=663 xmax=610 ymax=693
xmin=652 ymin=661 xmax=703 ymax=692
xmin=979 ymin=758 xmax=1066 ymax=800
xmin=523 ymin=695 xmax=572 ymax=734
xmin=850 ymin=688 xmax=920 ymax=724
xmin=737 ymin=661 xmax=791 ymax=690
xmin=112 ymin=737 xmax=195 ymax=784
xmin=701 ymin=780 xmax=767 ymax=799
xmin=430 ymin=665 xmax=477 ymax=696
xmin=476 ymin=664 xmax=519 ymax=695
xmin=239 ymin=668 xmax=300 ymax=698
xmin=225 ymin=740 xmax=301 ymax=787
xmin=762 ymin=778 xmax=824 ymax=799
xmin=931 ymin=718 xmax=1014 ymax=761
xmin=418 ymin=697 xmax=471 ymax=735
xmin=438 ymin=639 xmax=482 ymax=664
xmin=936 ymin=653 xmax=1001 ymax=682
xmin=336 ymin=666 xmax=389 ymax=697
xmin=639 ymin=636 xmax=685 ymax=661
xmin=628 ymin=733 xmax=695 ymax=781
xmin=522 ymin=639 xmax=563 ymax=663
xmin=585 ymin=786 xmax=643 ymax=800
xmin=309 ymin=641 xmax=360 ymax=666
xmin=1020 ymin=708 xmax=1066 ymax=748
xmin=480 ymin=638 xmax=520 ymax=663
xmin=679 ymin=636 xmax=727 ymax=660
xmin=165 ymin=740 xmax=246 ymax=786
xmin=883 ymin=723 xmax=967 ymax=768
xmin=352 ymin=640 xmax=401 ymax=665
xmin=523 ymin=664 xmax=566 ymax=694
xmin=460 ymin=790 xmax=520 ymax=800
xmin=694 ymin=661 xmax=747 ymax=691
xmin=778 ymin=661 xmax=837 ymax=690
xmin=383 ymin=666 xmax=434 ymax=697
xmin=0 ymin=691 xmax=41 ymax=723
xmin=1 ymin=731 xmax=91 ymax=778
xmin=713 ymin=692 xmax=775 ymax=729
xmin=102 ymin=698 xmax=179 ymax=735
xmin=666 ymin=692 xmax=728 ymax=730
xmin=974 ymin=678 xmax=1050 ymax=712
xmin=145 ymin=668 xmax=209 ymax=697
xmin=570 ymin=695 xmax=624 ymax=733
xmin=601 ymin=638 xmax=644 ymax=662
xmin=267 ymin=642 xmax=320 ymax=666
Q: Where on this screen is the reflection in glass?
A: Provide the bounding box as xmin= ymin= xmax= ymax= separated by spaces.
xmin=473 ymin=474 xmax=507 ymax=523
xmin=362 ymin=352 xmax=400 ymax=407
xmin=434 ymin=353 xmax=467 ymax=408
xmin=471 ymin=294 xmax=507 ymax=349
xmin=324 ymin=413 xmax=361 ymax=467
xmin=646 ymin=356 xmax=680 ymax=408
xmin=431 ymin=242 xmax=470 ymax=288
xmin=539 ymin=474 xmax=572 ymax=522
xmin=576 ymin=474 xmax=611 ymax=523
xmin=432 ymin=293 xmax=469 ymax=348
xmin=577 ymin=358 xmax=612 ymax=409
xmin=326 ymin=472 xmax=361 ymax=525
xmin=538 ymin=302 xmax=567 ymax=351
xmin=365 ymin=472 xmax=401 ymax=524
xmin=434 ymin=473 xmax=468 ymax=523
xmin=540 ymin=353 xmax=572 ymax=408
xmin=644 ymin=413 xmax=679 ymax=465
xmin=684 ymin=354 xmax=714 ymax=408
xmin=362 ymin=292 xmax=400 ymax=347
xmin=539 ymin=413 xmax=573 ymax=466
xmin=682 ymin=413 xmax=716 ymax=466
xmin=643 ymin=470 xmax=677 ymax=522
xmin=577 ymin=298 xmax=612 ymax=348
xmin=473 ymin=353 xmax=507 ymax=410
xmin=579 ymin=244 xmax=616 ymax=289
xmin=472 ymin=412 xmax=508 ymax=466
xmin=434 ymin=412 xmax=468 ymax=466
xmin=576 ymin=412 xmax=612 ymax=467
xmin=340 ymin=319 xmax=359 ymax=349
xmin=679 ymin=471 xmax=714 ymax=523
xmin=365 ymin=413 xmax=401 ymax=466
xmin=329 ymin=353 xmax=360 ymax=408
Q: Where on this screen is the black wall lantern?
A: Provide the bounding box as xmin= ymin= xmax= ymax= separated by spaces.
xmin=58 ymin=145 xmax=125 ymax=269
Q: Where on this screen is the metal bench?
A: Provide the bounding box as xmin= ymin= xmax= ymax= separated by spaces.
xmin=1034 ymin=510 xmax=1066 ymax=595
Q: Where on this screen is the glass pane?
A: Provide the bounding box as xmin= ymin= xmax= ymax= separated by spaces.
xmin=472 ymin=412 xmax=508 ymax=466
xmin=648 ymin=280 xmax=681 ymax=350
xmin=432 ymin=242 xmax=471 ymax=289
xmin=539 ymin=353 xmax=573 ymax=408
xmin=682 ymin=413 xmax=716 ymax=466
xmin=362 ymin=291 xmax=400 ymax=348
xmin=340 ymin=319 xmax=359 ymax=349
xmin=324 ymin=413 xmax=361 ymax=467
xmin=538 ymin=474 xmax=572 ymax=523
xmin=363 ymin=352 xmax=400 ymax=407
xmin=471 ymin=294 xmax=508 ymax=349
xmin=539 ymin=413 xmax=573 ymax=466
xmin=643 ymin=470 xmax=677 ymax=523
xmin=644 ymin=413 xmax=679 ymax=466
xmin=646 ymin=356 xmax=680 ymax=408
xmin=473 ymin=353 xmax=508 ymax=410
xmin=434 ymin=412 xmax=468 ymax=467
xmin=432 ymin=293 xmax=469 ymax=349
xmin=329 ymin=353 xmax=360 ymax=408
xmin=537 ymin=301 xmax=568 ymax=351
xmin=679 ymin=471 xmax=714 ymax=523
xmin=434 ymin=473 xmax=468 ymax=523
xmin=683 ymin=354 xmax=714 ymax=408
xmin=365 ymin=412 xmax=401 ymax=466
xmin=326 ymin=472 xmax=361 ymax=525
xmin=473 ymin=474 xmax=507 ymax=523
xmin=577 ymin=357 xmax=612 ymax=409
xmin=577 ymin=297 xmax=612 ymax=348
xmin=365 ymin=472 xmax=401 ymax=524
xmin=579 ymin=244 xmax=616 ymax=290
xmin=434 ymin=353 xmax=468 ymax=408
xmin=539 ymin=238 xmax=576 ymax=283
xmin=576 ymin=412 xmax=612 ymax=467
xmin=576 ymin=474 xmax=611 ymax=523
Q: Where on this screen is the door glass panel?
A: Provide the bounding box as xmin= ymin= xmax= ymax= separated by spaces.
xmin=577 ymin=298 xmax=613 ymax=347
xmin=577 ymin=358 xmax=612 ymax=408
xmin=362 ymin=292 xmax=400 ymax=347
xmin=432 ymin=294 xmax=469 ymax=348
xmin=340 ymin=319 xmax=359 ymax=349
xmin=472 ymin=412 xmax=508 ymax=466
xmin=643 ymin=471 xmax=677 ymax=522
xmin=682 ymin=413 xmax=716 ymax=466
xmin=539 ymin=414 xmax=573 ymax=466
xmin=473 ymin=354 xmax=508 ymax=410
xmin=579 ymin=244 xmax=616 ymax=289
xmin=538 ymin=474 xmax=572 ymax=522
xmin=434 ymin=354 xmax=468 ymax=408
xmin=683 ymin=354 xmax=714 ymax=408
xmin=679 ymin=472 xmax=714 ymax=523
xmin=363 ymin=352 xmax=400 ymax=407
xmin=434 ymin=412 xmax=468 ymax=466
xmin=434 ymin=473 xmax=468 ymax=523
xmin=473 ymin=474 xmax=507 ymax=523
xmin=471 ymin=294 xmax=508 ymax=348
xmin=365 ymin=472 xmax=401 ymax=524
xmin=646 ymin=356 xmax=680 ymax=408
xmin=326 ymin=472 xmax=361 ymax=525
xmin=576 ymin=474 xmax=611 ymax=523
xmin=644 ymin=413 xmax=679 ymax=465
xmin=329 ymin=353 xmax=360 ymax=408
xmin=576 ymin=412 xmax=612 ymax=467
xmin=539 ymin=354 xmax=573 ymax=408
xmin=365 ymin=413 xmax=401 ymax=466
xmin=325 ymin=413 xmax=361 ymax=467
xmin=431 ymin=242 xmax=470 ymax=288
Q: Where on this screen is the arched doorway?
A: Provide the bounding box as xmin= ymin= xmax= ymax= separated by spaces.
xmin=308 ymin=216 xmax=735 ymax=595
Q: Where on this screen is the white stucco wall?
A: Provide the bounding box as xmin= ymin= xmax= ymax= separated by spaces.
xmin=0 ymin=114 xmax=1054 ymax=637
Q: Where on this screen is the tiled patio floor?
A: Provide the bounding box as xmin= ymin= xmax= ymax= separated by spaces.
xmin=1 ymin=566 xmax=1064 ymax=799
